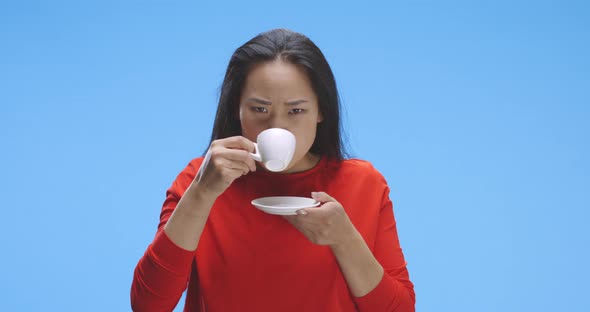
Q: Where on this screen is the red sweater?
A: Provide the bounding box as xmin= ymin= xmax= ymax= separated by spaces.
xmin=131 ymin=157 xmax=415 ymax=312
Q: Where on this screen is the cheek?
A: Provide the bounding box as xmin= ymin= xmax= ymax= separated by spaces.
xmin=240 ymin=121 xmax=261 ymax=142
xmin=240 ymin=117 xmax=273 ymax=144
xmin=294 ymin=122 xmax=318 ymax=152
xmin=239 ymin=110 xmax=258 ymax=140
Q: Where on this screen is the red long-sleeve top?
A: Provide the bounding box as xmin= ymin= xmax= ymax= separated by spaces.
xmin=131 ymin=156 xmax=415 ymax=311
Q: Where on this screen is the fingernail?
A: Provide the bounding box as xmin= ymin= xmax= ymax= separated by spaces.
xmin=296 ymin=209 xmax=308 ymax=215
xmin=311 ymin=192 xmax=318 ymax=197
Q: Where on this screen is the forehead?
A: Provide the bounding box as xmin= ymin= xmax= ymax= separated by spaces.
xmin=242 ymin=60 xmax=316 ymax=98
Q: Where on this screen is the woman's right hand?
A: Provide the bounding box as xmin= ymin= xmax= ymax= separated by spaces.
xmin=160 ymin=136 xmax=256 ymax=251
xmin=192 ymin=136 xmax=257 ymax=199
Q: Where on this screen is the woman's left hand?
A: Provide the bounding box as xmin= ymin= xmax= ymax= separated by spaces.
xmin=284 ymin=192 xmax=358 ymax=247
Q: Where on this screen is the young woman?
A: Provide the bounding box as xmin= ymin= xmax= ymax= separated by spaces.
xmin=131 ymin=29 xmax=415 ymax=312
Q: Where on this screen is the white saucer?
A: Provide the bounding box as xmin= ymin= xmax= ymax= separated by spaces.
xmin=251 ymin=196 xmax=320 ymax=215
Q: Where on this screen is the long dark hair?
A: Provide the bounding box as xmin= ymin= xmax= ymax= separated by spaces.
xmin=208 ymin=28 xmax=348 ymax=160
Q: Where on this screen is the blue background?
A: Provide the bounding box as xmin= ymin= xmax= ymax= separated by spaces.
xmin=1 ymin=1 xmax=588 ymax=311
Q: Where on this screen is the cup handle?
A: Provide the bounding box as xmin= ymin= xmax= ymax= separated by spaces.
xmin=250 ymin=143 xmax=261 ymax=162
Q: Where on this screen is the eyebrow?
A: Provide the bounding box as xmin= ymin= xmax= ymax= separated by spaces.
xmin=286 ymin=99 xmax=308 ymax=106
xmin=247 ymin=97 xmax=272 ymax=105
xmin=247 ymin=97 xmax=308 ymax=106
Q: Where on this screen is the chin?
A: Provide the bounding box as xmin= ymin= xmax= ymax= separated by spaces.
xmin=286 ymin=152 xmax=310 ymax=171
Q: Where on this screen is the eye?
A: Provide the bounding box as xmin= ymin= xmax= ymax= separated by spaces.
xmin=289 ymin=108 xmax=305 ymax=114
xmin=252 ymin=107 xmax=268 ymax=113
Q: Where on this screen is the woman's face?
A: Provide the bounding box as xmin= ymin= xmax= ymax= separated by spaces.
xmin=239 ymin=59 xmax=323 ymax=173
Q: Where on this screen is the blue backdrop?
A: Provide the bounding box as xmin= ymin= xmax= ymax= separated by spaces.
xmin=1 ymin=1 xmax=588 ymax=311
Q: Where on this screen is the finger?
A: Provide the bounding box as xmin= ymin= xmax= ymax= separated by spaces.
xmin=296 ymin=205 xmax=331 ymax=221
xmin=212 ymin=157 xmax=248 ymax=176
xmin=221 ymin=136 xmax=256 ymax=153
xmin=298 ymin=200 xmax=346 ymax=222
xmin=222 ymin=166 xmax=246 ymax=182
xmin=296 ymin=204 xmax=329 ymax=218
xmin=209 ymin=146 xmax=254 ymax=173
xmin=311 ymin=191 xmax=337 ymax=203
xmin=295 ymin=209 xmax=308 ymax=216
xmin=222 ymin=149 xmax=257 ymax=172
xmin=284 ymin=215 xmax=317 ymax=236
xmin=225 ymin=160 xmax=250 ymax=176
xmin=283 ymin=215 xmax=300 ymax=226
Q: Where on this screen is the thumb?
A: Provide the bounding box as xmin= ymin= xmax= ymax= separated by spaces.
xmin=295 ymin=192 xmax=334 ymax=216
xmin=311 ymin=191 xmax=336 ymax=203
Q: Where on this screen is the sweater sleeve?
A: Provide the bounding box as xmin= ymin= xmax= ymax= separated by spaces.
xmin=353 ymin=186 xmax=416 ymax=312
xmin=130 ymin=159 xmax=201 ymax=312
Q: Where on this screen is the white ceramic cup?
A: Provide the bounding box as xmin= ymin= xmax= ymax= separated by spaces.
xmin=249 ymin=128 xmax=296 ymax=172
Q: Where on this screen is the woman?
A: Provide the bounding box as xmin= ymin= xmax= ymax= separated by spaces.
xmin=131 ymin=29 xmax=415 ymax=312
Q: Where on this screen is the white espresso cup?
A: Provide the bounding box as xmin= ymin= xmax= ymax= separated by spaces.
xmin=249 ymin=128 xmax=296 ymax=172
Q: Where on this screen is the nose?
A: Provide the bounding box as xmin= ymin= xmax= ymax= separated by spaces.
xmin=268 ymin=115 xmax=290 ymax=131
